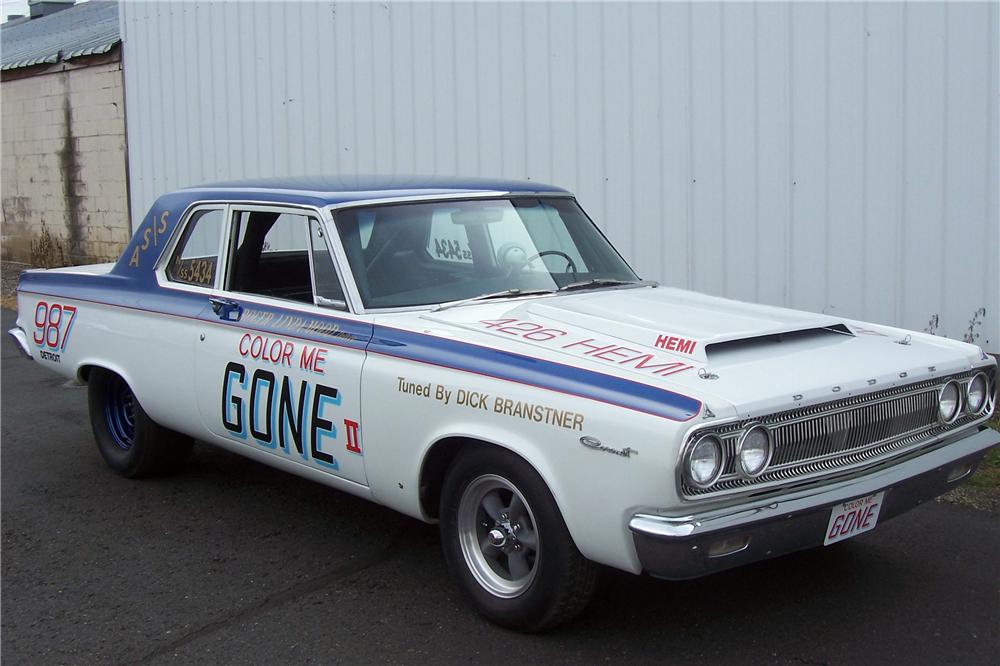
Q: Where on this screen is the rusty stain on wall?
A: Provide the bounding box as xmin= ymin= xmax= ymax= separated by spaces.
xmin=2 ymin=56 xmax=130 ymax=266
xmin=57 ymin=73 xmax=84 ymax=262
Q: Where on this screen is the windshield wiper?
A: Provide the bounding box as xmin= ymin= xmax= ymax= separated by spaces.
xmin=557 ymin=278 xmax=658 ymax=292
xmin=433 ymin=288 xmax=556 ymax=312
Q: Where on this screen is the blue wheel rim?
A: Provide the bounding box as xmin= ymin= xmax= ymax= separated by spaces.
xmin=104 ymin=376 xmax=136 ymax=450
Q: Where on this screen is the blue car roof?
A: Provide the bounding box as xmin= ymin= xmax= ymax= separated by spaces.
xmin=111 ymin=175 xmax=574 ymax=278
xmin=180 ymin=175 xmax=571 ymax=205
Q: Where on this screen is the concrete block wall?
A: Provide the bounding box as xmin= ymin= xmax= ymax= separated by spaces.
xmin=1 ymin=58 xmax=130 ymax=266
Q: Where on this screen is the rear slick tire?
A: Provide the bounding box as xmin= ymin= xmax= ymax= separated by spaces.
xmin=439 ymin=446 xmax=597 ymax=631
xmin=87 ymin=368 xmax=193 ymax=478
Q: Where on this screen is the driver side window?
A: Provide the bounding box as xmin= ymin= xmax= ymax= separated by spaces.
xmin=225 ymin=209 xmax=346 ymax=307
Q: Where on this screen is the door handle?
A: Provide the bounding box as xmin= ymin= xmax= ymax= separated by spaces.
xmin=208 ymin=296 xmax=242 ymax=321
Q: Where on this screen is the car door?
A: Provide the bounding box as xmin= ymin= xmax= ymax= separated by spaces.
xmin=192 ymin=204 xmax=371 ymax=486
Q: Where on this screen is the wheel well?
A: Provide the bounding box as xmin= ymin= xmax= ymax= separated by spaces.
xmin=421 ymin=437 xmax=532 ymax=520
xmin=77 ymin=364 xmax=115 ymax=384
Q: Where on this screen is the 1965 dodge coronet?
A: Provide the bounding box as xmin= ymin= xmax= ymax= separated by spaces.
xmin=10 ymin=176 xmax=998 ymax=630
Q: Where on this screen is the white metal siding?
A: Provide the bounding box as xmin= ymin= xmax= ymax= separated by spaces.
xmin=120 ymin=1 xmax=999 ymax=350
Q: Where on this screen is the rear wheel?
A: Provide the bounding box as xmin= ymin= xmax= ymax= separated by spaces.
xmin=88 ymin=369 xmax=193 ymax=477
xmin=440 ymin=446 xmax=597 ymax=631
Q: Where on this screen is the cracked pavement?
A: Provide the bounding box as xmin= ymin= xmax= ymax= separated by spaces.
xmin=2 ymin=308 xmax=998 ymax=664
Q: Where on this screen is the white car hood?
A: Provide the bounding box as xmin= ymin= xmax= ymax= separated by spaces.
xmin=400 ymin=286 xmax=986 ymax=419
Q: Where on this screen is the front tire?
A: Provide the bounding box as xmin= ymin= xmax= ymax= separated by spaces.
xmin=440 ymin=446 xmax=597 ymax=631
xmin=88 ymin=369 xmax=193 ymax=478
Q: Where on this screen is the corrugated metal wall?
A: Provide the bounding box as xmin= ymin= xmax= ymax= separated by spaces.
xmin=120 ymin=1 xmax=999 ymax=350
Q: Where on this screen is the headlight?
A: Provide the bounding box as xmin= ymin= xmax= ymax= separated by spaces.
xmin=938 ymin=380 xmax=961 ymax=423
xmin=736 ymin=424 xmax=772 ymax=478
xmin=966 ymin=373 xmax=988 ymax=414
xmin=686 ymin=435 xmax=724 ymax=488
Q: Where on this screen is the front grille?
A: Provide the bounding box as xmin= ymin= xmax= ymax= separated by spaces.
xmin=682 ymin=368 xmax=995 ymax=499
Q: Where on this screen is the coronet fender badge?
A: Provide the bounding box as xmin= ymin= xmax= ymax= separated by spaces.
xmin=579 ymin=436 xmax=638 ymax=458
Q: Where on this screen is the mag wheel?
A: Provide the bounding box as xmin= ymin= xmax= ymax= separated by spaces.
xmin=88 ymin=368 xmax=193 ymax=478
xmin=440 ymin=446 xmax=597 ymax=631
xmin=457 ymin=474 xmax=541 ymax=598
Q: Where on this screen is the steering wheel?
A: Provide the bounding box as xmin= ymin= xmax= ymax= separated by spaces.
xmin=523 ymin=250 xmax=577 ymax=275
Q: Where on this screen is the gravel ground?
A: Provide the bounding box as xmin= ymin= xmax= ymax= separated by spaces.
xmin=1 ymin=260 xmax=32 ymax=307
xmin=939 ymin=480 xmax=1000 ymax=512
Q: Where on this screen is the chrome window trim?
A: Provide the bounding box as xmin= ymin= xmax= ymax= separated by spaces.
xmin=154 ymin=193 xmax=594 ymax=316
xmin=152 ymin=201 xmax=357 ymax=314
xmin=154 ymin=202 xmax=230 ymax=295
xmin=221 ymin=203 xmax=359 ymax=313
xmin=324 ymin=192 xmax=623 ymax=315
xmin=306 ymin=216 xmax=347 ymax=310
xmin=676 ymin=368 xmax=996 ymax=502
xmin=319 ymin=205 xmax=366 ymax=314
xmin=325 ymin=190 xmax=574 ymax=212
xmin=304 ymin=215 xmax=323 ymax=308
xmin=179 ymin=187 xmax=571 ymax=203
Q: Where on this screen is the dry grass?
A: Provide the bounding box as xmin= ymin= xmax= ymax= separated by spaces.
xmin=968 ymin=412 xmax=1000 ymax=489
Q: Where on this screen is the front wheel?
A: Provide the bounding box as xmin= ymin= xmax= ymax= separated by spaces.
xmin=88 ymin=368 xmax=193 ymax=478
xmin=440 ymin=446 xmax=597 ymax=631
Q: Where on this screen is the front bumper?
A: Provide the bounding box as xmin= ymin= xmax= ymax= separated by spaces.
xmin=629 ymin=427 xmax=1000 ymax=580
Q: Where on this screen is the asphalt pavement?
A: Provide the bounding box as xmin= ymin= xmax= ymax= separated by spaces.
xmin=2 ymin=308 xmax=998 ymax=665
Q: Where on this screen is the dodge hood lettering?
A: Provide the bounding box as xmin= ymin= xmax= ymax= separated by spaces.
xmin=424 ymin=286 xmax=983 ymax=418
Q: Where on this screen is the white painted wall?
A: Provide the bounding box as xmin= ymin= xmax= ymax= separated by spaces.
xmin=120 ymin=1 xmax=999 ymax=350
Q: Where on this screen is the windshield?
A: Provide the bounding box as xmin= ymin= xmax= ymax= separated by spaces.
xmin=333 ymin=197 xmax=639 ymax=309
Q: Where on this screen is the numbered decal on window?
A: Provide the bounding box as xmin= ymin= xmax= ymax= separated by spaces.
xmin=432 ymin=238 xmax=472 ymax=262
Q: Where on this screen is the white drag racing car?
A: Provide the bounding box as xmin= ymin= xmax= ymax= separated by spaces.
xmin=10 ymin=176 xmax=998 ymax=630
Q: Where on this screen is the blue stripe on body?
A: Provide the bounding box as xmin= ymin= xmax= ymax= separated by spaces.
xmin=19 ymin=271 xmax=701 ymax=422
xmin=18 ymin=273 xmax=372 ymax=350
xmin=370 ymin=326 xmax=702 ymax=422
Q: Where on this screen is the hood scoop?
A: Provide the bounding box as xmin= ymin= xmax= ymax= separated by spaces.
xmin=424 ymin=287 xmax=862 ymax=374
xmin=705 ymin=324 xmax=855 ymax=366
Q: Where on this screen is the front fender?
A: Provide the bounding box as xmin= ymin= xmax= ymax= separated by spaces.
xmin=361 ymin=351 xmax=696 ymax=573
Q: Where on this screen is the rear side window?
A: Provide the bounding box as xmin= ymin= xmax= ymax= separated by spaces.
xmin=166 ymin=208 xmax=224 ymax=287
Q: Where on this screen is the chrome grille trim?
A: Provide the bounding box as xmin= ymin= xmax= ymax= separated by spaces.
xmin=681 ymin=368 xmax=996 ymax=500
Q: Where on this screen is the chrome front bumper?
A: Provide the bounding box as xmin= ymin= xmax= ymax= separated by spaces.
xmin=629 ymin=427 xmax=1000 ymax=580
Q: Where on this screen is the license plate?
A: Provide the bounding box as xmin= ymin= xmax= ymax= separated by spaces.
xmin=823 ymin=491 xmax=886 ymax=546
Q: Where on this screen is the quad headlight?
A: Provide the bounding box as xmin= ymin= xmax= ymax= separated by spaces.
xmin=736 ymin=424 xmax=773 ymax=478
xmin=938 ymin=380 xmax=961 ymax=423
xmin=965 ymin=372 xmax=989 ymax=415
xmin=686 ymin=434 xmax=724 ymax=488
